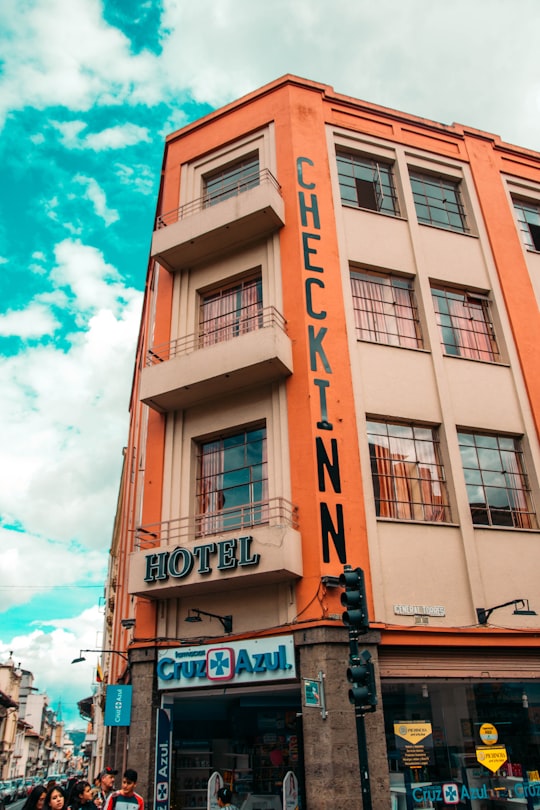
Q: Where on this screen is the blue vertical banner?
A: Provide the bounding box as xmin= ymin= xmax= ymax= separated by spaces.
xmin=104 ymin=685 xmax=132 ymax=726
xmin=155 ymin=706 xmax=172 ymax=810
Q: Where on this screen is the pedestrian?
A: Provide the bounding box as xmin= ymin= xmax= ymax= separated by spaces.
xmin=21 ymin=787 xmax=47 ymax=810
xmin=94 ymin=767 xmax=118 ymax=809
xmin=67 ymin=781 xmax=98 ymax=810
xmin=45 ymin=785 xmax=66 ymax=810
xmin=217 ymin=787 xmax=239 ymax=810
xmin=103 ymin=770 xmax=143 ymax=810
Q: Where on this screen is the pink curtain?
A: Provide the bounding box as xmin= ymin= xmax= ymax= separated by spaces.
xmin=502 ymin=447 xmax=535 ymax=529
xmin=351 ymin=275 xmax=420 ymax=348
xmin=371 ymin=434 xmax=448 ymax=522
xmin=443 ymin=296 xmax=496 ymax=361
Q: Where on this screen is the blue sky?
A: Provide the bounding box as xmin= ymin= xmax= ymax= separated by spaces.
xmin=0 ymin=0 xmax=538 ymax=729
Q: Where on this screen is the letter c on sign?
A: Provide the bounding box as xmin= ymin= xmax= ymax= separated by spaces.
xmin=297 ymin=157 xmax=315 ymax=190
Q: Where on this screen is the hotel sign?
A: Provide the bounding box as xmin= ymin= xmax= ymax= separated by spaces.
xmin=157 ymin=635 xmax=295 ymax=690
xmin=144 ymin=534 xmax=259 ymax=583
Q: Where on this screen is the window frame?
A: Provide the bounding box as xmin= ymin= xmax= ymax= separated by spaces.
xmin=512 ymin=197 xmax=540 ymax=251
xmin=336 ymin=149 xmax=401 ymax=216
xmin=350 ymin=268 xmax=423 ymax=349
xmin=202 ymin=152 xmax=260 ymax=208
xmin=458 ymin=431 xmax=538 ymax=529
xmin=367 ymin=419 xmax=451 ymax=523
xmin=198 ymin=273 xmax=264 ymax=347
xmin=431 ymin=285 xmax=500 ymax=362
xmin=195 ymin=423 xmax=268 ymax=536
xmin=409 ymin=170 xmax=469 ymax=233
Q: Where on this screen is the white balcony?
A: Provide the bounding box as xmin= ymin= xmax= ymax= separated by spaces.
xmin=151 ymin=169 xmax=285 ymax=271
xmin=140 ymin=307 xmax=293 ymax=412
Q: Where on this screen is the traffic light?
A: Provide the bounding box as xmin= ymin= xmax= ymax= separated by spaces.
xmin=347 ymin=649 xmax=377 ymax=710
xmin=339 ymin=565 xmax=369 ymax=633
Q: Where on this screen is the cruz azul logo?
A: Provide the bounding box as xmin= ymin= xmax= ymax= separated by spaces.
xmin=207 ymin=647 xmax=234 ymax=681
xmin=157 ymin=635 xmax=296 ymax=690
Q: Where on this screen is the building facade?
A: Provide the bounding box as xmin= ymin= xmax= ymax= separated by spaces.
xmin=103 ymin=76 xmax=540 ymax=810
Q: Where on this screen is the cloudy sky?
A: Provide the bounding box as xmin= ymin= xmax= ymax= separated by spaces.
xmin=0 ymin=0 xmax=538 ymax=730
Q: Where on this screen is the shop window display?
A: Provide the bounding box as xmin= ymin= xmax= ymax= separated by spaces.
xmin=383 ymin=680 xmax=540 ymax=809
xmin=170 ymin=698 xmax=302 ymax=810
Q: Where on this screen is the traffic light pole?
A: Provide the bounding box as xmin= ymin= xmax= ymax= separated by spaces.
xmin=349 ymin=628 xmax=373 ymax=810
xmin=340 ymin=565 xmax=377 ymax=810
xmin=354 ymin=706 xmax=373 ymax=810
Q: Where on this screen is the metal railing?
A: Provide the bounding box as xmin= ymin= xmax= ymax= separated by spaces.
xmin=146 ymin=305 xmax=287 ymax=366
xmin=155 ymin=168 xmax=282 ymax=229
xmin=135 ymin=497 xmax=299 ymax=550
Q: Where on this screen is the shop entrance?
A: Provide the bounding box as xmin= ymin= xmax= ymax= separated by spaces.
xmin=168 ymin=686 xmax=304 ymax=810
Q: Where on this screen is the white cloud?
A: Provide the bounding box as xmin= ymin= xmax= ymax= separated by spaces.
xmin=75 ymin=175 xmax=119 ymax=225
xmin=0 ymin=239 xmax=142 ymax=550
xmin=0 ymin=606 xmax=105 ymax=727
xmin=0 ymin=0 xmax=160 ymax=125
xmin=0 ymin=303 xmax=60 ymax=338
xmin=0 ymin=527 xmax=105 ymax=611
xmin=53 ymin=120 xmax=151 ymax=151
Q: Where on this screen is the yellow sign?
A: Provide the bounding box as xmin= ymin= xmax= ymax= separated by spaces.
xmin=476 ymin=745 xmax=508 ymax=773
xmin=394 ymin=722 xmax=433 ymax=745
xmin=479 ymin=722 xmax=498 ymax=745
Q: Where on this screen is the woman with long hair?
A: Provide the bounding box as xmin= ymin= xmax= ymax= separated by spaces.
xmin=21 ymin=786 xmax=47 ymax=810
xmin=67 ymin=782 xmax=97 ymax=810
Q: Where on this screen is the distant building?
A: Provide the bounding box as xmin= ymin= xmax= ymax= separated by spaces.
xmin=102 ymin=75 xmax=540 ymax=809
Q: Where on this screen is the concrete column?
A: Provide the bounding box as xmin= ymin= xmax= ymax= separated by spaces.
xmin=295 ymin=626 xmax=390 ymax=810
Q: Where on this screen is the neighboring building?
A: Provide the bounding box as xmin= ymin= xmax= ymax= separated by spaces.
xmin=103 ymin=76 xmax=540 ymax=810
xmin=0 ymin=656 xmax=21 ymax=779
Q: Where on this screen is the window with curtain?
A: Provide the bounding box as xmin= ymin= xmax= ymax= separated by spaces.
xmin=203 ymin=153 xmax=260 ymax=207
xmin=409 ymin=171 xmax=468 ymax=233
xmin=512 ymin=197 xmax=540 ymax=251
xmin=367 ymin=420 xmax=450 ymax=522
xmin=350 ymin=270 xmax=423 ymax=348
xmin=431 ymin=286 xmax=500 ymax=362
xmin=196 ymin=426 xmax=268 ymax=535
xmin=458 ymin=431 xmax=537 ymax=529
xmin=336 ymin=150 xmax=400 ymax=215
xmin=199 ymin=275 xmax=263 ymax=347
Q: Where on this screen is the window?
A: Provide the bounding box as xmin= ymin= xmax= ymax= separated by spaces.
xmin=512 ymin=198 xmax=540 ymax=251
xmin=431 ymin=286 xmax=499 ymax=362
xmin=199 ymin=276 xmax=263 ymax=347
xmin=458 ymin=431 xmax=537 ymax=528
xmin=203 ymin=153 xmax=260 ymax=207
xmin=367 ymin=420 xmax=450 ymax=522
xmin=410 ymin=171 xmax=468 ymax=233
xmin=196 ymin=426 xmax=268 ymax=535
xmin=350 ymin=270 xmax=422 ymax=348
xmin=337 ymin=151 xmax=400 ymax=215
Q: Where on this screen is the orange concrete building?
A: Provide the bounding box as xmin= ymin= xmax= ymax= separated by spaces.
xmin=102 ymin=76 xmax=540 ymax=810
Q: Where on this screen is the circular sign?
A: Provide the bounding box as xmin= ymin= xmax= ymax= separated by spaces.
xmin=479 ymin=722 xmax=498 ymax=745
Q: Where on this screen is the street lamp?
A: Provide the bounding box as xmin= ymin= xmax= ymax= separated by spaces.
xmin=185 ymin=609 xmax=233 ymax=634
xmin=71 ymin=649 xmax=129 ymax=664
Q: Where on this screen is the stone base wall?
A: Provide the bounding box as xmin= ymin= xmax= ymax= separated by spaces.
xmin=295 ymin=626 xmax=390 ymax=810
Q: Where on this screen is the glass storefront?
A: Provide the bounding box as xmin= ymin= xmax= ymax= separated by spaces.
xmin=383 ymin=680 xmax=540 ymax=809
xmin=168 ymin=690 xmax=304 ymax=810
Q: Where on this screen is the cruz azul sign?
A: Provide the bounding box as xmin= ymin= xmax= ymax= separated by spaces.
xmin=157 ymin=635 xmax=295 ymax=690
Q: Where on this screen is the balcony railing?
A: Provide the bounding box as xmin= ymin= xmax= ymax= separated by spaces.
xmin=156 ymin=168 xmax=281 ymax=229
xmin=146 ymin=305 xmax=287 ymax=366
xmin=135 ymin=497 xmax=298 ymax=550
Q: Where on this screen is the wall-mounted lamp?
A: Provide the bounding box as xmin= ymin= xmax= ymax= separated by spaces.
xmin=476 ymin=599 xmax=537 ymax=625
xmin=321 ymin=575 xmax=341 ymax=588
xmin=522 ymin=690 xmax=529 ymax=709
xmin=422 ymin=684 xmax=429 ymax=699
xmin=185 ymin=609 xmax=233 ymax=634
xmin=121 ymin=618 xmax=136 ymax=629
xmin=71 ymin=649 xmax=129 ymax=664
